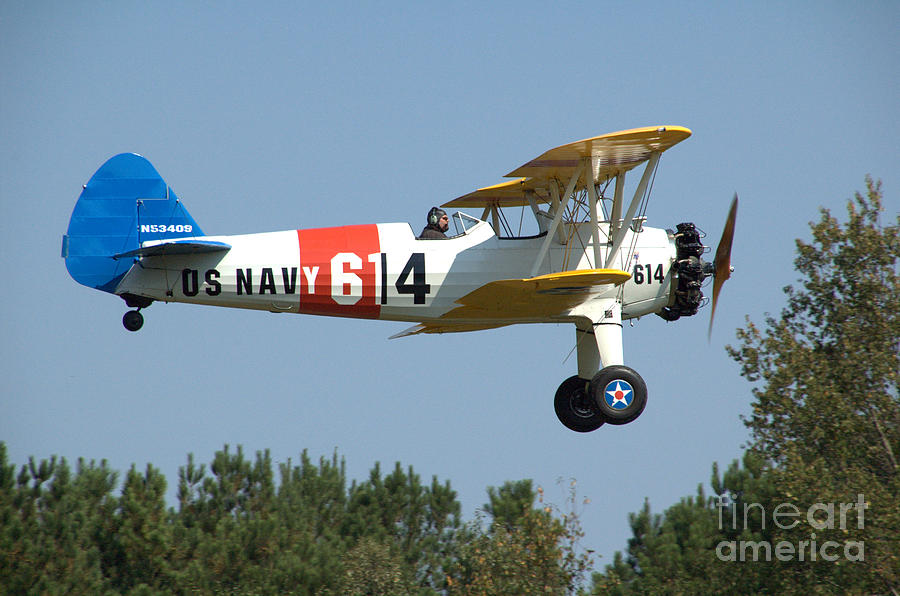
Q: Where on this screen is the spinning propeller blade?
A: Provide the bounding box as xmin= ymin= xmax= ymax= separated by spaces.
xmin=708 ymin=194 xmax=738 ymax=339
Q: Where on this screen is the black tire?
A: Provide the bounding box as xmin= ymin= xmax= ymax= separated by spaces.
xmin=554 ymin=375 xmax=605 ymax=432
xmin=123 ymin=310 xmax=144 ymax=332
xmin=590 ymin=365 xmax=647 ymax=425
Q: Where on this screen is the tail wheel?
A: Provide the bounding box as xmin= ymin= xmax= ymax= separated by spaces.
xmin=590 ymin=365 xmax=647 ymax=425
xmin=123 ymin=310 xmax=144 ymax=332
xmin=554 ymin=375 xmax=605 ymax=433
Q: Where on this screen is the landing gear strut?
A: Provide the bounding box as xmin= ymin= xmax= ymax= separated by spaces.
xmin=558 ymin=299 xmax=648 ymax=432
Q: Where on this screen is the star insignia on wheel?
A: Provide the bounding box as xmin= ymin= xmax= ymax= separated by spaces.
xmin=604 ymin=380 xmax=633 ymax=409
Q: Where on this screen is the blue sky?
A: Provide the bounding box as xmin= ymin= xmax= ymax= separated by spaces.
xmin=2 ymin=1 xmax=897 ymax=566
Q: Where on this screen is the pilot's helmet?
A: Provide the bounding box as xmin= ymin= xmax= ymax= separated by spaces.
xmin=428 ymin=207 xmax=447 ymax=226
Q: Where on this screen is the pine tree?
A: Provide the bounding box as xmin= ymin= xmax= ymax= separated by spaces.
xmin=0 ymin=446 xmax=119 ymax=594
xmin=1 ymin=441 xmax=603 ymax=594
xmin=108 ymin=463 xmax=172 ymax=592
xmin=483 ymin=479 xmax=535 ymax=531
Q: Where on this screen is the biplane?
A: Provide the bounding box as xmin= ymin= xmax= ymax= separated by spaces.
xmin=62 ymin=125 xmax=736 ymax=432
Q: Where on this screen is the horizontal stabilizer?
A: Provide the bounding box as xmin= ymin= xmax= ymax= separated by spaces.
xmin=113 ymin=239 xmax=231 ymax=260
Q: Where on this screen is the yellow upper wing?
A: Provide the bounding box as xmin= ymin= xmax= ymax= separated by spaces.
xmin=444 ymin=125 xmax=691 ymax=209
xmin=444 ymin=177 xmax=542 ymax=209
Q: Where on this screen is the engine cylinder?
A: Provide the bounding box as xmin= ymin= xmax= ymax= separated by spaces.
xmin=659 ymin=223 xmax=706 ymax=321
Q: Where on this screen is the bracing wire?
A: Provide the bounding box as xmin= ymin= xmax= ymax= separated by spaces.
xmin=623 ymin=157 xmax=660 ymax=267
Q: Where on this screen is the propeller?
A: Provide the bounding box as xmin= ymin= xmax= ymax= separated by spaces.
xmin=708 ymin=194 xmax=738 ymax=339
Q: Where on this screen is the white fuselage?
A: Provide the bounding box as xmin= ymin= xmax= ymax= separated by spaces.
xmin=116 ymin=218 xmax=676 ymax=325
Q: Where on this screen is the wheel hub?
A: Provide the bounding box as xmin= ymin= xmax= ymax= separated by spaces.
xmin=570 ymin=388 xmax=596 ymax=418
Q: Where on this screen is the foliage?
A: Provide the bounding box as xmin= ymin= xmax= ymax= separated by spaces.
xmin=729 ymin=177 xmax=899 ymax=592
xmin=483 ymin=479 xmax=537 ymax=531
xmin=731 ymin=177 xmax=899 ymax=475
xmin=594 ymin=453 xmax=783 ymax=595
xmin=0 ymin=443 xmax=591 ymax=595
xmin=0 ymin=446 xmax=118 ymax=594
xmin=330 ymin=536 xmax=418 ymax=596
xmin=450 ymin=480 xmax=593 ymax=595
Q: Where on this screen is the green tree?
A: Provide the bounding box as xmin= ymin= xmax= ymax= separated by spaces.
xmin=2 ymin=441 xmax=605 ymax=595
xmin=451 ymin=480 xmax=592 ymax=595
xmin=344 ymin=461 xmax=461 ymax=592
xmin=595 ymin=453 xmax=782 ymax=595
xmin=332 ymin=536 xmax=418 ymax=595
xmin=170 ymin=445 xmax=302 ymax=594
xmin=108 ymin=463 xmax=172 ymax=593
xmin=483 ymin=479 xmax=535 ymax=531
xmin=0 ymin=445 xmax=119 ymax=594
xmin=270 ymin=450 xmax=348 ymax=593
xmin=727 ymin=177 xmax=899 ymax=592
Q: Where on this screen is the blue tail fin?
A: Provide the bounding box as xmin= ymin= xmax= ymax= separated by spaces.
xmin=62 ymin=153 xmax=204 ymax=293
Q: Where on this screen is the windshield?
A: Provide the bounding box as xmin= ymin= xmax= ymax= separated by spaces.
xmin=450 ymin=211 xmax=483 ymax=236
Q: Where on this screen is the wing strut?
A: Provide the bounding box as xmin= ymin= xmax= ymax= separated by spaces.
xmin=609 ymin=173 xmax=625 ymax=244
xmin=529 ymin=159 xmax=585 ymax=277
xmin=548 ymin=181 xmax=569 ymax=245
xmin=585 ymin=156 xmax=603 ymax=268
xmin=604 ymin=152 xmax=660 ymax=268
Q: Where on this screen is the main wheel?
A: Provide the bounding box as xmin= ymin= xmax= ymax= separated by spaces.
xmin=123 ymin=310 xmax=144 ymax=332
xmin=590 ymin=365 xmax=647 ymax=425
xmin=554 ymin=375 xmax=605 ymax=432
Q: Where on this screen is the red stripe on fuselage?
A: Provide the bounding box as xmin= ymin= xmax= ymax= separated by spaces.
xmin=297 ymin=224 xmax=381 ymax=319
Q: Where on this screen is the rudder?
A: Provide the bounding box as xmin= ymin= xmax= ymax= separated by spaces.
xmin=62 ymin=153 xmax=204 ymax=293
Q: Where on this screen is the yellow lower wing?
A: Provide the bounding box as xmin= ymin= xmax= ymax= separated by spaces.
xmin=391 ymin=269 xmax=630 ymax=337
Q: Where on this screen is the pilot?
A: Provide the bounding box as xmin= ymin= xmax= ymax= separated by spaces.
xmin=419 ymin=207 xmax=449 ymax=239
